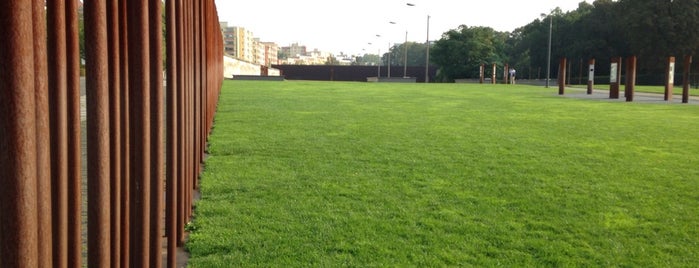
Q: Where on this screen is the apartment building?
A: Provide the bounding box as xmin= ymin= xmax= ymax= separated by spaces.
xmin=220 ymin=22 xmax=279 ymax=67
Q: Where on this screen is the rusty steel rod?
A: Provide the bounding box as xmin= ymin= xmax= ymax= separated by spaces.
xmin=148 ymin=0 xmax=164 ymax=267
xmin=119 ymin=0 xmax=131 ymax=265
xmin=47 ymin=0 xmax=70 ymax=266
xmin=85 ymin=0 xmax=112 ymax=266
xmin=0 ymin=1 xmax=40 ymax=266
xmin=32 ymin=0 xmax=53 ymax=266
xmin=166 ymin=0 xmax=179 ymax=265
xmin=127 ymin=0 xmax=153 ymax=266
xmin=107 ymin=0 xmax=123 ymax=267
xmin=176 ymin=0 xmax=187 ymax=247
xmin=66 ymin=0 xmax=83 ymax=266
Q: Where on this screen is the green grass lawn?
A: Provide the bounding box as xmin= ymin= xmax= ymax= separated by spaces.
xmin=187 ymin=80 xmax=699 ymax=267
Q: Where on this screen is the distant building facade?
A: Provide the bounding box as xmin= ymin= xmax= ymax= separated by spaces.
xmin=220 ymin=22 xmax=279 ymax=67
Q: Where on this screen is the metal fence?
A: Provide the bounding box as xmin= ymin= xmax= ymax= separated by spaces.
xmin=0 ymin=0 xmax=223 ymax=267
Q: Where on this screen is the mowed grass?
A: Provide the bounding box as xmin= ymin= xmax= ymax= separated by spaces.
xmin=187 ymin=80 xmax=699 ymax=267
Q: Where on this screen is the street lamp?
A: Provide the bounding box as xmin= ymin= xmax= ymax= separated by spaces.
xmin=407 ymin=3 xmax=430 ymax=83
xmin=546 ymin=14 xmax=552 ymax=88
xmin=388 ymin=24 xmax=408 ymax=78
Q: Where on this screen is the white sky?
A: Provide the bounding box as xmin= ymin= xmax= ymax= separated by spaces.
xmin=214 ymin=0 xmax=590 ymax=55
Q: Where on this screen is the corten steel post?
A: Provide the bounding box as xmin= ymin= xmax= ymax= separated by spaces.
xmin=85 ymin=0 xmax=112 ymax=266
xmin=47 ymin=0 xmax=70 ymax=266
xmin=682 ymin=55 xmax=692 ymax=103
xmin=587 ymin=58 xmax=595 ymax=95
xmin=579 ymin=58 xmax=583 ymax=85
xmin=127 ymin=0 xmax=153 ymax=266
xmin=0 ymin=1 xmax=40 ymax=266
xmin=166 ymin=0 xmax=179 ymax=265
xmin=32 ymin=0 xmax=53 ymax=266
xmin=194 ymin=0 xmax=202 ymax=186
xmin=491 ymin=63 xmax=496 ymax=84
xmin=558 ymin=58 xmax=567 ymax=95
xmin=107 ymin=0 xmax=122 ymax=267
xmin=119 ymin=0 xmax=132 ymax=265
xmin=176 ymin=0 xmax=187 ymax=246
xmin=666 ymin=57 xmax=676 ymax=101
xmin=609 ymin=57 xmax=622 ymax=99
xmin=66 ymin=0 xmax=83 ymax=266
xmin=625 ymin=56 xmax=637 ymax=102
xmin=148 ymin=0 xmax=164 ymax=267
xmin=479 ymin=64 xmax=484 ymax=84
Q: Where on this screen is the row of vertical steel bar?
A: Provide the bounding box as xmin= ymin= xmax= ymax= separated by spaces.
xmin=0 ymin=0 xmax=223 ymax=267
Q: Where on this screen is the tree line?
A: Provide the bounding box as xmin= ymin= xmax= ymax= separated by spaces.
xmin=365 ymin=0 xmax=699 ymax=83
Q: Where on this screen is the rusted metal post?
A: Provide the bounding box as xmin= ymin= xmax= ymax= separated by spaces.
xmin=119 ymin=0 xmax=131 ymax=265
xmin=610 ymin=57 xmax=622 ymax=99
xmin=47 ymin=0 xmax=70 ymax=266
xmin=558 ymin=58 xmax=567 ymax=95
xmin=682 ymin=55 xmax=692 ymax=103
xmin=148 ymin=0 xmax=164 ymax=267
xmin=479 ymin=64 xmax=484 ymax=84
xmin=107 ymin=0 xmax=122 ymax=267
xmin=166 ymin=0 xmax=179 ymax=265
xmin=0 ymin=1 xmax=40 ymax=267
xmin=491 ymin=63 xmax=496 ymax=84
xmin=587 ymin=58 xmax=595 ymax=95
xmin=0 ymin=1 xmax=42 ymax=267
xmin=66 ymin=1 xmax=83 ymax=266
xmin=85 ymin=0 xmax=112 ymax=266
xmin=176 ymin=0 xmax=187 ymax=246
xmin=32 ymin=0 xmax=53 ymax=266
xmin=625 ymin=56 xmax=637 ymax=102
xmin=665 ymin=57 xmax=675 ymax=101
xmin=127 ymin=0 xmax=153 ymax=266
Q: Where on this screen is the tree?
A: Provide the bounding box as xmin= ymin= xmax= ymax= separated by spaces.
xmin=430 ymin=25 xmax=507 ymax=82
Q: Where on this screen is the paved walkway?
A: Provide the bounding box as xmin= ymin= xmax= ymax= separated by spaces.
xmin=556 ymin=86 xmax=699 ymax=105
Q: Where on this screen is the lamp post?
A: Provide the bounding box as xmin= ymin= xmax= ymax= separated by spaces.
xmin=407 ymin=3 xmax=430 ymax=83
xmin=391 ymin=21 xmax=408 ymax=78
xmin=425 ymin=15 xmax=430 ymax=83
xmin=545 ymin=13 xmax=552 ymax=88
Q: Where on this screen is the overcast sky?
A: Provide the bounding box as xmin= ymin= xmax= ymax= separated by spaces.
xmin=214 ymin=0 xmax=590 ymax=55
